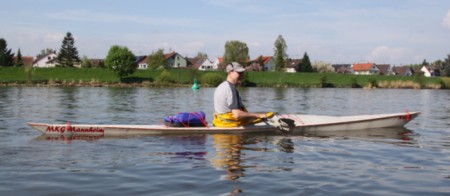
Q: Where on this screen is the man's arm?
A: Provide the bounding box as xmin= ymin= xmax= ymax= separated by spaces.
xmin=231 ymin=109 xmax=266 ymax=120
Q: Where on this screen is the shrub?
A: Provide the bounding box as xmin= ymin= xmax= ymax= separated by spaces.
xmin=200 ymin=73 xmax=223 ymax=87
xmin=156 ymin=70 xmax=175 ymax=84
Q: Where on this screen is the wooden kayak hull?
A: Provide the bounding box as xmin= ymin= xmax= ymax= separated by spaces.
xmin=27 ymin=112 xmax=420 ymax=136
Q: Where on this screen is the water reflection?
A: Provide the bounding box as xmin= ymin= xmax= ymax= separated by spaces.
xmin=300 ymin=127 xmax=413 ymax=139
xmin=57 ymin=88 xmax=79 ymax=121
xmin=163 ymin=135 xmax=208 ymax=163
xmin=0 ymin=88 xmax=12 ymax=128
xmin=209 ymin=134 xmax=299 ymax=181
xmin=107 ymin=88 xmax=138 ymax=113
xmin=210 ymin=134 xmax=245 ymax=180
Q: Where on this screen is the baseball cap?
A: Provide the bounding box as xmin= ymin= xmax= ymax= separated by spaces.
xmin=226 ymin=62 xmax=246 ymax=73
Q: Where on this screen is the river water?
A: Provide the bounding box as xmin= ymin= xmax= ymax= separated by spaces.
xmin=0 ymin=87 xmax=449 ymax=195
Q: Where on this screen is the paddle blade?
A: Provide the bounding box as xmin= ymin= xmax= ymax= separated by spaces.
xmin=277 ymin=118 xmax=295 ymax=134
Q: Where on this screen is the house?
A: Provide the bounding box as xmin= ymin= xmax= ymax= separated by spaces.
xmin=332 ymin=64 xmax=352 ymax=74
xmin=286 ymin=58 xmax=302 ymax=73
xmin=392 ymin=66 xmax=413 ymax=76
xmin=164 ymin=52 xmax=187 ymax=68
xmin=376 ymin=64 xmax=392 ymax=75
xmin=33 ymin=51 xmax=57 ymax=68
xmin=248 ymin=56 xmax=275 ymax=71
xmin=13 ymin=56 xmax=34 ymax=67
xmin=197 ymin=58 xmax=216 ymax=71
xmin=212 ymin=57 xmax=224 ymax=70
xmin=420 ymin=65 xmax=439 ymax=77
xmin=136 ymin=56 xmax=148 ymax=69
xmin=352 ymin=63 xmax=379 ymax=75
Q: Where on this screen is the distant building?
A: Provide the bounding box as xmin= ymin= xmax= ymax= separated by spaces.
xmin=376 ymin=64 xmax=392 ymax=75
xmin=248 ymin=56 xmax=275 ymax=71
xmin=33 ymin=51 xmax=57 ymax=68
xmin=13 ymin=56 xmax=34 ymax=67
xmin=198 ymin=58 xmax=216 ymax=71
xmin=352 ymin=63 xmax=380 ymax=75
xmin=164 ymin=52 xmax=187 ymax=68
xmin=332 ymin=64 xmax=352 ymax=74
xmin=392 ymin=66 xmax=413 ymax=76
xmin=212 ymin=57 xmax=224 ymax=70
xmin=420 ymin=66 xmax=439 ymax=77
xmin=136 ymin=56 xmax=148 ymax=69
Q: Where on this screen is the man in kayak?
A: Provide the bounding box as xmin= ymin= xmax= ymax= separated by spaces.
xmin=213 ymin=62 xmax=274 ymax=127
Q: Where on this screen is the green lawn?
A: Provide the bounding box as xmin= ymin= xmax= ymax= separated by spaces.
xmin=0 ymin=67 xmax=447 ymax=89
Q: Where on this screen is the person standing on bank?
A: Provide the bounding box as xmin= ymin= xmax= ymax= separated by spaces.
xmin=213 ymin=62 xmax=274 ymax=127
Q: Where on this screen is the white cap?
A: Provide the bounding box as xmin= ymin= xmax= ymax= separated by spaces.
xmin=225 ymin=62 xmax=245 ymax=73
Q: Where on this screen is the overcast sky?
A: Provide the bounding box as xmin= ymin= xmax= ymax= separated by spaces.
xmin=1 ymin=0 xmax=450 ymax=65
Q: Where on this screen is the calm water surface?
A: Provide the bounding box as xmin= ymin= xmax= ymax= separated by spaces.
xmin=0 ymin=87 xmax=449 ymax=195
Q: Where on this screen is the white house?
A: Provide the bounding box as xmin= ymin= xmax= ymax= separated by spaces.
xmin=198 ymin=58 xmax=216 ymax=71
xmin=33 ymin=52 xmax=57 ymax=68
xmin=212 ymin=57 xmax=223 ymax=70
xmin=136 ymin=56 xmax=148 ymax=69
xmin=421 ymin=66 xmax=432 ymax=77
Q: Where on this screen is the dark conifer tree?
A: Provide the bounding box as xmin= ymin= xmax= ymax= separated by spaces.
xmin=0 ymin=38 xmax=15 ymax=67
xmin=15 ymin=48 xmax=24 ymax=67
xmin=57 ymin=32 xmax=80 ymax=67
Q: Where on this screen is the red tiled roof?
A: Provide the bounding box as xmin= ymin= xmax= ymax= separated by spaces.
xmin=164 ymin=52 xmax=177 ymax=59
xmin=352 ymin=63 xmax=375 ymax=71
xmin=251 ymin=55 xmax=272 ymax=64
xmin=13 ymin=56 xmax=34 ymax=66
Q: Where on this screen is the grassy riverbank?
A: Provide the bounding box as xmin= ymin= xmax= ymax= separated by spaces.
xmin=0 ymin=67 xmax=448 ymax=89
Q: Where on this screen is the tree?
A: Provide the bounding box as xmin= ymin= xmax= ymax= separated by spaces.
xmin=273 ymin=35 xmax=288 ymax=72
xmin=105 ymin=45 xmax=137 ymax=81
xmin=195 ymin=52 xmax=208 ymax=60
xmin=146 ymin=49 xmax=166 ymax=70
xmin=223 ymin=40 xmax=249 ymax=67
xmin=0 ymin=38 xmax=14 ymax=67
xmin=443 ymin=54 xmax=450 ymax=77
xmin=298 ymin=52 xmax=313 ymax=72
xmin=312 ymin=60 xmax=334 ymax=73
xmin=38 ymin=48 xmax=55 ymax=57
xmin=81 ymin=55 xmax=93 ymax=68
xmin=15 ymin=48 xmax=24 ymax=67
xmin=57 ymin=32 xmax=80 ymax=67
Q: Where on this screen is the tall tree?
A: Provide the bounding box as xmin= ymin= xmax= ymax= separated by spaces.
xmin=298 ymin=52 xmax=313 ymax=72
xmin=15 ymin=48 xmax=24 ymax=67
xmin=273 ymin=35 xmax=288 ymax=72
xmin=0 ymin=38 xmax=14 ymax=67
xmin=105 ymin=45 xmax=136 ymax=81
xmin=223 ymin=40 xmax=249 ymax=67
xmin=146 ymin=49 xmax=166 ymax=70
xmin=57 ymin=32 xmax=80 ymax=67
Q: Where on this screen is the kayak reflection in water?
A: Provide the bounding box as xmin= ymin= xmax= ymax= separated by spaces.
xmin=210 ymin=134 xmax=245 ymax=181
xmin=213 ymin=62 xmax=274 ymax=127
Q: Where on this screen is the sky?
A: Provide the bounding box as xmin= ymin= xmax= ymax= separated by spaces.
xmin=1 ymin=0 xmax=450 ymax=65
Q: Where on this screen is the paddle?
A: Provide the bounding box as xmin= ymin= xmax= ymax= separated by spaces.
xmin=263 ymin=114 xmax=296 ymax=134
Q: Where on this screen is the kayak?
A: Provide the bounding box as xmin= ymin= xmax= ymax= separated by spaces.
xmin=27 ymin=111 xmax=420 ymax=136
